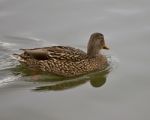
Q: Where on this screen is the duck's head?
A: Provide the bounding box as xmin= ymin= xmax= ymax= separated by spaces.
xmin=87 ymin=32 xmax=109 ymax=57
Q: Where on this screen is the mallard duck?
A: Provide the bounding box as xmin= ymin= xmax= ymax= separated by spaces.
xmin=13 ymin=32 xmax=109 ymax=77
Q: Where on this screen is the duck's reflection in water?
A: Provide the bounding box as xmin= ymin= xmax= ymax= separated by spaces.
xmin=33 ymin=70 xmax=110 ymax=91
xmin=12 ymin=65 xmax=111 ymax=92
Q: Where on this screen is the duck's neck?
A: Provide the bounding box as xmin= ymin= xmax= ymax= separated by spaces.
xmin=87 ymin=47 xmax=100 ymax=58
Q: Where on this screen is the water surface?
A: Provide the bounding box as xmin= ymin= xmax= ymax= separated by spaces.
xmin=0 ymin=0 xmax=150 ymax=120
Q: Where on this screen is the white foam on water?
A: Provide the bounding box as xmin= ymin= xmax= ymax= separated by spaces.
xmin=0 ymin=55 xmax=19 ymax=71
xmin=106 ymin=55 xmax=120 ymax=72
xmin=0 ymin=41 xmax=15 ymax=47
xmin=0 ymin=75 xmax=21 ymax=87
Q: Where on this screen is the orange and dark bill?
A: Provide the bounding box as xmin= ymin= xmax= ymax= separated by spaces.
xmin=103 ymin=45 xmax=109 ymax=50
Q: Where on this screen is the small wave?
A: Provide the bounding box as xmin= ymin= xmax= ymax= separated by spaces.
xmin=0 ymin=75 xmax=21 ymax=87
xmin=3 ymin=35 xmax=42 ymax=42
xmin=2 ymin=35 xmax=51 ymax=48
xmin=0 ymin=41 xmax=15 ymax=47
xmin=0 ymin=41 xmax=16 ymax=52
xmin=106 ymin=55 xmax=119 ymax=71
xmin=0 ymin=55 xmax=19 ymax=71
xmin=26 ymin=36 xmax=42 ymax=42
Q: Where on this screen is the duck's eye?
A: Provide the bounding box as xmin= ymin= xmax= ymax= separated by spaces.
xmin=99 ymin=33 xmax=104 ymax=37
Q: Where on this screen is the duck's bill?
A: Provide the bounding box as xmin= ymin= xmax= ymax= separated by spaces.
xmin=103 ymin=45 xmax=109 ymax=50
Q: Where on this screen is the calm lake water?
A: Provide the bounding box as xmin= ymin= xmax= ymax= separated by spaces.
xmin=0 ymin=0 xmax=150 ymax=120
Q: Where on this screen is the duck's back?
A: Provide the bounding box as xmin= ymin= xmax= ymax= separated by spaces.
xmin=20 ymin=46 xmax=88 ymax=61
xmin=46 ymin=46 xmax=88 ymax=61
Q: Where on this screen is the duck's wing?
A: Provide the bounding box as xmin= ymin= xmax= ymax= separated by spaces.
xmin=19 ymin=46 xmax=88 ymax=61
xmin=19 ymin=48 xmax=49 ymax=60
xmin=47 ymin=46 xmax=88 ymax=61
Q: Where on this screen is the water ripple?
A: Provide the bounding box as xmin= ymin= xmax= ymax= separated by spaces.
xmin=0 ymin=41 xmax=15 ymax=47
xmin=0 ymin=55 xmax=19 ymax=71
xmin=0 ymin=75 xmax=21 ymax=87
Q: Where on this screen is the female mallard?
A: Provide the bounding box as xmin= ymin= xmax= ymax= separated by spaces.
xmin=13 ymin=33 xmax=109 ymax=77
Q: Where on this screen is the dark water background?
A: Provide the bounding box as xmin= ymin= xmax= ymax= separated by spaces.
xmin=0 ymin=0 xmax=150 ymax=120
